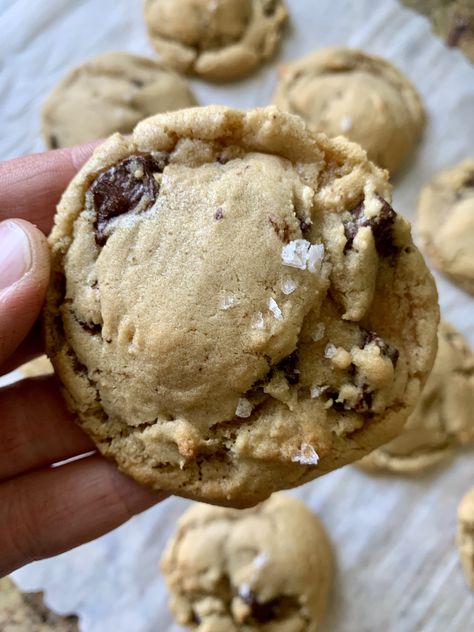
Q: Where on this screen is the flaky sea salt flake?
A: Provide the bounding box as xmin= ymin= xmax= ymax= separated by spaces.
xmin=281 ymin=277 xmax=298 ymax=295
xmin=281 ymin=239 xmax=311 ymax=270
xmin=291 ymin=443 xmax=319 ymax=466
xmin=235 ymin=398 xmax=254 ymax=418
xmin=307 ymin=243 xmax=325 ymax=273
xmin=324 ymin=343 xmax=337 ymax=359
xmin=310 ymin=384 xmax=328 ymax=399
xmin=219 ymin=293 xmax=239 ymax=310
xmin=311 ymin=323 xmax=325 ymax=341
xmin=268 ymin=297 xmax=283 ymax=320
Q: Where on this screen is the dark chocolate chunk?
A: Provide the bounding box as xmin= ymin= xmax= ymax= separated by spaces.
xmin=343 ymin=197 xmax=398 ymax=257
xmin=49 ymin=134 xmax=59 ymax=149
xmin=362 ymin=329 xmax=399 ymax=366
xmin=215 ymin=208 xmax=224 ymax=220
xmin=78 ymin=320 xmax=102 ymax=335
xmin=91 ymin=154 xmax=162 ymax=246
xmin=447 ymin=13 xmax=472 ymax=47
xmin=274 ymin=351 xmax=300 ymax=385
xmin=240 ymin=591 xmax=299 ymax=624
xmin=269 ymin=216 xmax=290 ymax=243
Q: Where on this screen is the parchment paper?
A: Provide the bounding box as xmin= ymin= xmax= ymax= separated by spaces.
xmin=2 ymin=0 xmax=474 ymax=630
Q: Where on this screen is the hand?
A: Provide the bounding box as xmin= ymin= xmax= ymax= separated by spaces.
xmin=0 ymin=145 xmax=166 ymax=577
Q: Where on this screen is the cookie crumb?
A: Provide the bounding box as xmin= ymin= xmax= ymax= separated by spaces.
xmin=268 ymin=297 xmax=283 ymax=320
xmin=292 ymin=443 xmax=319 ymax=465
xmin=236 ymin=398 xmax=254 ymax=418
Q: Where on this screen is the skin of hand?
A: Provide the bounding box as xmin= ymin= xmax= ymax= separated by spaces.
xmin=0 ymin=144 xmax=166 ymax=577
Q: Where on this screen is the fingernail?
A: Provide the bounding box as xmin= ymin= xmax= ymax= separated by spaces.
xmin=0 ymin=221 xmax=32 ymax=291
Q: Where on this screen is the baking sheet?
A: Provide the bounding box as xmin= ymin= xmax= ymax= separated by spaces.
xmin=2 ymin=0 xmax=474 ymax=630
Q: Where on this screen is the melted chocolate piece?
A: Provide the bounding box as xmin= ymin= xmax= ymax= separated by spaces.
xmin=362 ymin=329 xmax=399 ymax=367
xmin=269 ymin=216 xmax=290 ymax=243
xmin=91 ymin=154 xmax=162 ymax=246
xmin=215 ymin=208 xmax=224 ymax=220
xmin=343 ymin=197 xmax=398 ymax=257
xmin=49 ymin=134 xmax=59 ymax=149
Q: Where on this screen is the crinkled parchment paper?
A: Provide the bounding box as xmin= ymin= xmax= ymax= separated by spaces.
xmin=2 ymin=0 xmax=473 ymax=630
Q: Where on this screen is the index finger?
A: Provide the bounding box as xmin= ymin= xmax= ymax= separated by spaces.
xmin=0 ymin=141 xmax=101 ymax=235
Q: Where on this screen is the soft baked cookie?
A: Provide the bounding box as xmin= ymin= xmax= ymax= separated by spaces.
xmin=358 ymin=321 xmax=474 ymax=474
xmin=143 ymin=0 xmax=288 ymax=81
xmin=458 ymin=487 xmax=474 ymax=590
xmin=273 ymin=47 xmax=425 ymax=174
xmin=161 ymin=494 xmax=333 ymax=631
xmin=417 ymin=159 xmax=474 ymax=295
xmin=402 ymin=1 xmax=474 ymax=63
xmin=19 ymin=356 xmax=54 ymax=379
xmin=44 ymin=106 xmax=439 ymax=507
xmin=42 ymin=51 xmax=197 ymax=149
xmin=0 ymin=577 xmax=79 ymax=631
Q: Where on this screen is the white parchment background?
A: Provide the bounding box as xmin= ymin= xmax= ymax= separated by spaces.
xmin=2 ymin=0 xmax=474 ymax=630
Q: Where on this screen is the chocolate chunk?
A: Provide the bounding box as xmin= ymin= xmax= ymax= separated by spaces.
xmin=217 ymin=155 xmax=229 ymax=165
xmin=241 ymin=591 xmax=299 ymax=624
xmin=447 ymin=14 xmax=472 ymax=47
xmin=91 ymin=154 xmax=162 ymax=246
xmin=362 ymin=329 xmax=399 ymax=366
xmin=327 ymin=386 xmax=374 ymax=415
xmin=131 ymin=78 xmax=144 ymax=87
xmin=215 ymin=208 xmax=224 ymax=220
xmin=79 ymin=320 xmax=102 ymax=335
xmin=463 ymin=172 xmax=474 ymax=189
xmin=275 ymin=351 xmax=300 ymax=385
xmin=299 ymin=218 xmax=312 ymax=235
xmin=49 ymin=134 xmax=59 ymax=149
xmin=343 ymin=197 xmax=398 ymax=257
xmin=269 ymin=216 xmax=290 ymax=243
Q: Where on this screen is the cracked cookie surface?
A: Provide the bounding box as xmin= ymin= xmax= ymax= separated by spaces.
xmin=143 ymin=0 xmax=288 ymax=81
xmin=42 ymin=51 xmax=197 ymax=149
xmin=358 ymin=321 xmax=474 ymax=474
xmin=161 ymin=494 xmax=333 ymax=631
xmin=273 ymin=47 xmax=425 ymax=174
xmin=44 ymin=105 xmax=439 ymax=507
xmin=418 ymin=159 xmax=474 ymax=295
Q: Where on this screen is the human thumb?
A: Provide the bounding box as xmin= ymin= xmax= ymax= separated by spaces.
xmin=0 ymin=219 xmax=50 ymax=367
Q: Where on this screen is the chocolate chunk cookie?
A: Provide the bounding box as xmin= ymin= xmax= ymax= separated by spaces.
xmin=358 ymin=321 xmax=474 ymax=474
xmin=418 ymin=159 xmax=474 ymax=295
xmin=44 ymin=106 xmax=439 ymax=507
xmin=0 ymin=577 xmax=79 ymax=631
xmin=273 ymin=47 xmax=425 ymax=174
xmin=161 ymin=494 xmax=333 ymax=631
xmin=42 ymin=51 xmax=197 ymax=149
xmin=143 ymin=0 xmax=288 ymax=81
xmin=458 ymin=486 xmax=474 ymax=590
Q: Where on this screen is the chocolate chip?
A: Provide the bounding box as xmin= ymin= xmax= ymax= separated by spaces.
xmin=215 ymin=208 xmax=224 ymax=220
xmin=327 ymin=386 xmax=374 ymax=415
xmin=362 ymin=329 xmax=399 ymax=366
xmin=274 ymin=351 xmax=300 ymax=385
xmin=131 ymin=78 xmax=144 ymax=87
xmin=49 ymin=134 xmax=59 ymax=149
xmin=78 ymin=320 xmax=102 ymax=335
xmin=91 ymin=154 xmax=162 ymax=246
xmin=463 ymin=173 xmax=474 ymax=189
xmin=240 ymin=591 xmax=298 ymax=624
xmin=269 ymin=216 xmax=290 ymax=243
xmin=262 ymin=0 xmax=279 ymax=16
xmin=447 ymin=14 xmax=472 ymax=47
xmin=343 ymin=197 xmax=398 ymax=258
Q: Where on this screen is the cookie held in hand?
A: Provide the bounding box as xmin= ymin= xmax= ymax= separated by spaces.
xmin=44 ymin=106 xmax=439 ymax=507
